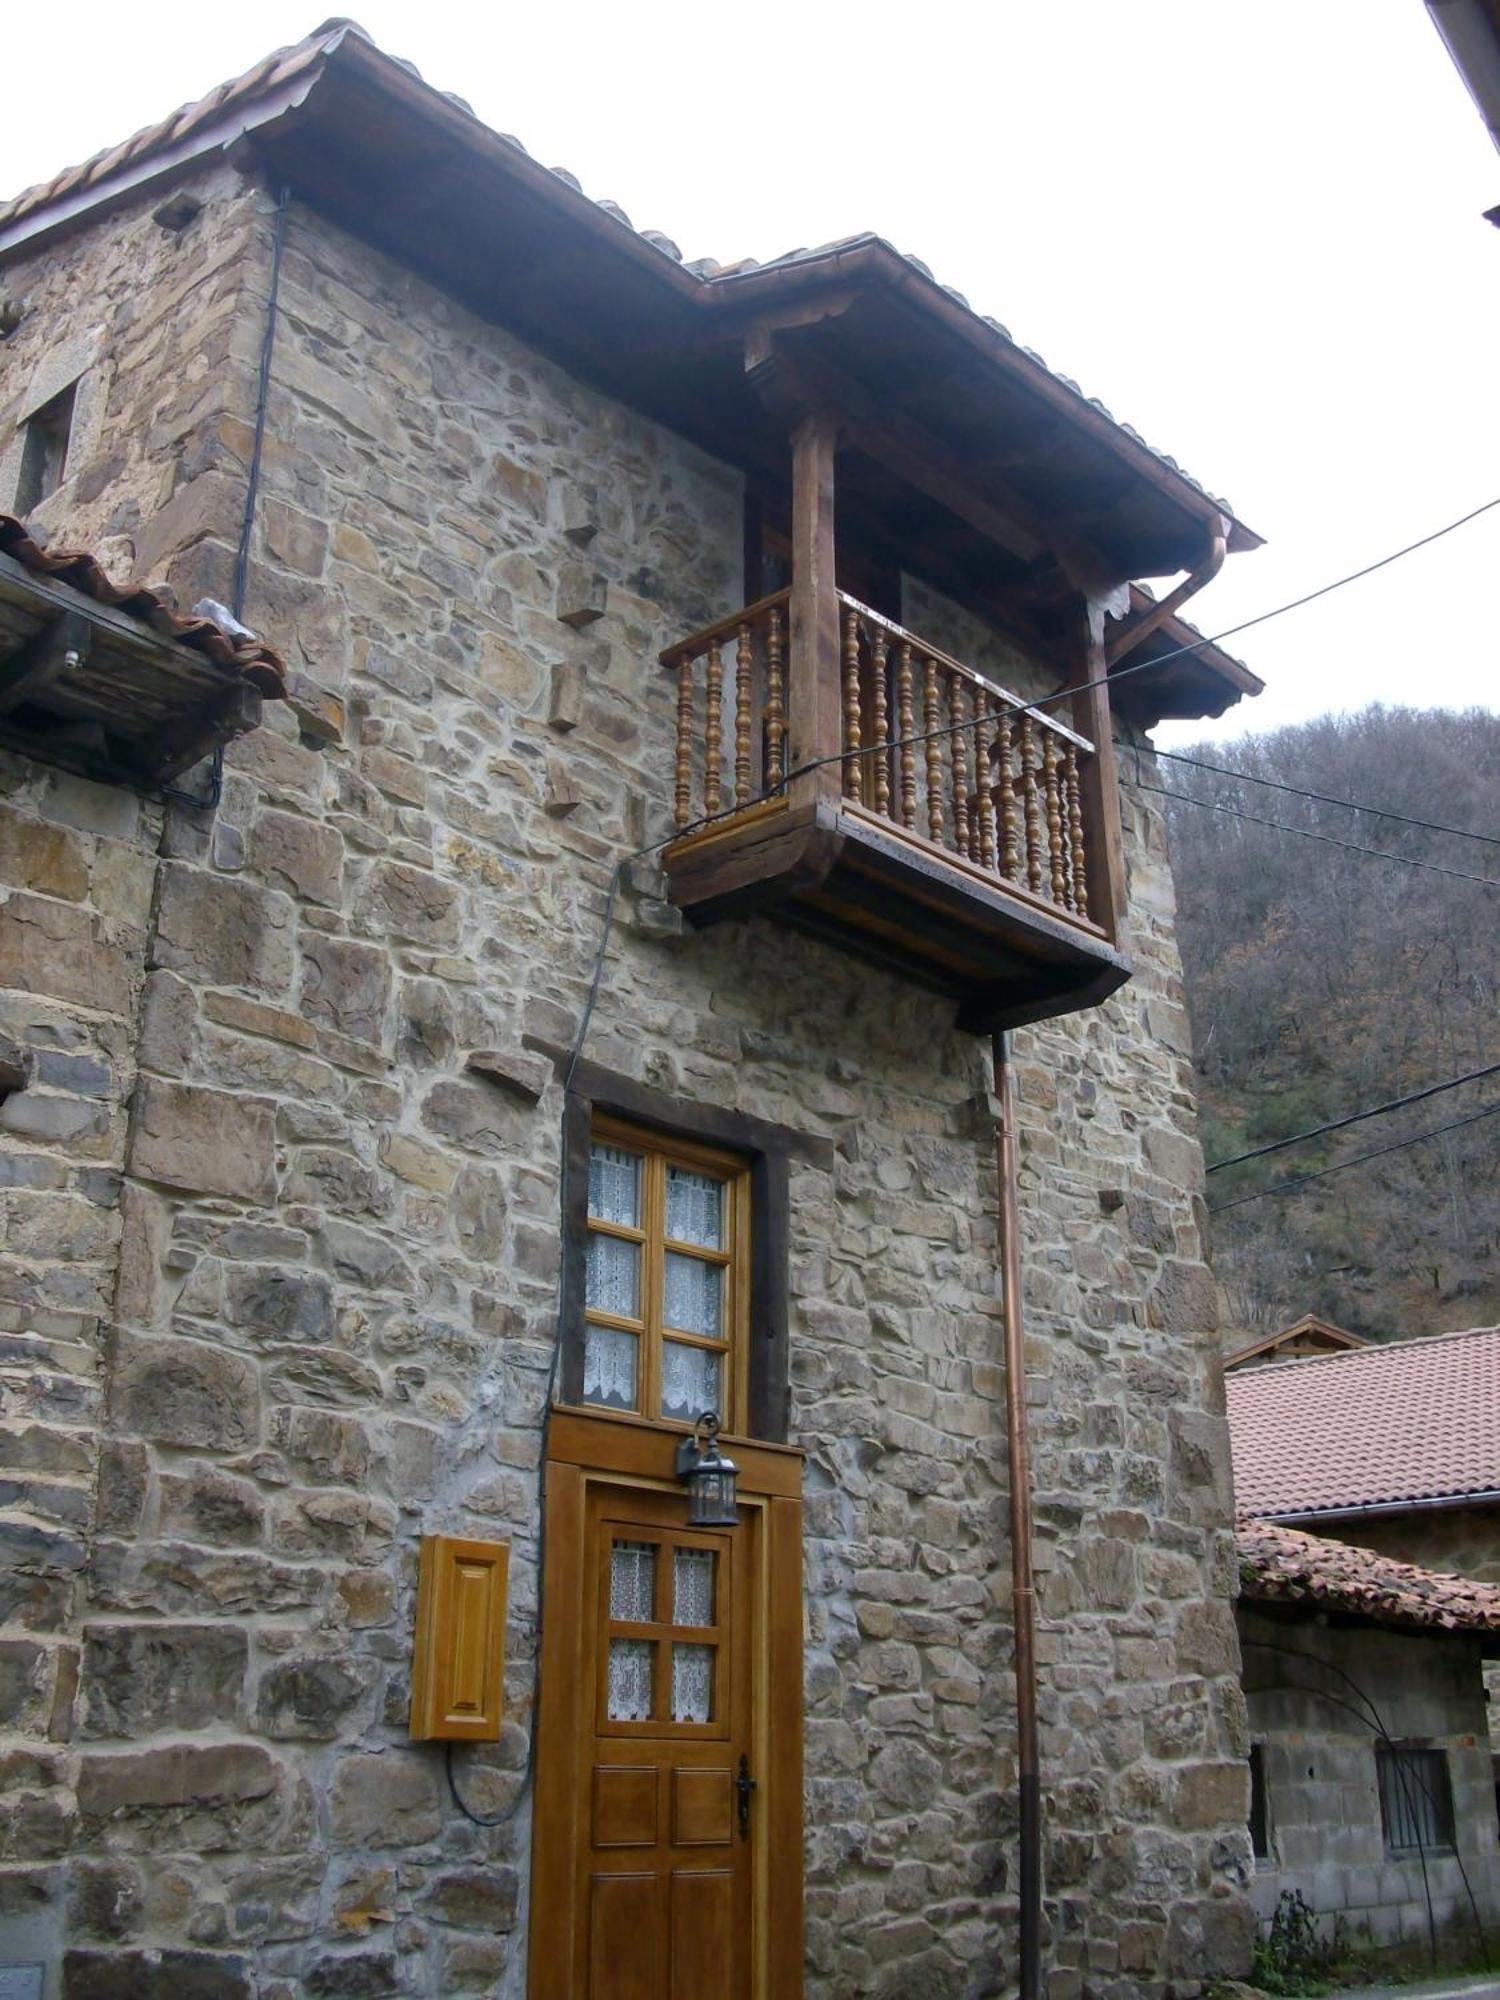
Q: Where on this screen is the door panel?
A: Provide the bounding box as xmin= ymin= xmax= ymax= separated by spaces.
xmin=670 ymin=1868 xmax=734 ymax=1996
xmin=589 ymin=1873 xmax=661 ymax=2000
xmin=673 ymin=1767 xmax=732 ymax=1845
xmin=576 ymin=1488 xmax=751 ymax=1999
xmin=529 ymin=1420 xmax=804 ymax=2000
xmin=593 ymin=1766 xmax=658 ymax=1847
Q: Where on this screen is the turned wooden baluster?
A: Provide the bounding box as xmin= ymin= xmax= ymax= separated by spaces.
xmin=924 ymin=656 xmax=945 ymax=845
xmin=897 ymin=642 xmax=917 ymax=829
xmin=1065 ymin=742 xmax=1089 ymax=919
xmin=765 ymin=607 xmax=785 ymax=791
xmin=674 ymin=654 xmax=695 ymax=831
xmin=950 ymin=677 xmax=971 ymax=859
xmin=997 ymin=708 xmax=1019 ymax=880
xmin=975 ymin=689 xmax=996 ymax=874
xmin=842 ymin=604 xmax=863 ymax=803
xmin=871 ymin=626 xmax=891 ymax=818
xmin=735 ymin=622 xmax=753 ymax=806
xmin=704 ymin=638 xmax=723 ymax=816
xmin=1043 ymin=728 xmax=1067 ymax=905
xmin=1020 ymin=714 xmax=1043 ymax=893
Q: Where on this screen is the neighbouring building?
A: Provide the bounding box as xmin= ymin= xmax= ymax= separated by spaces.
xmin=1223 ymin=1314 xmax=1369 ymax=1372
xmin=1228 ymin=1327 xmax=1500 ymax=1583
xmin=0 ymin=22 xmax=1270 ymax=1999
xmin=1230 ymin=1329 xmax=1500 ymax=1957
xmin=1237 ymin=1519 xmax=1500 ymax=1957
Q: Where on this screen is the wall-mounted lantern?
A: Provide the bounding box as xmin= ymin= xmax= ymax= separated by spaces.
xmin=674 ymin=1411 xmax=740 ymax=1527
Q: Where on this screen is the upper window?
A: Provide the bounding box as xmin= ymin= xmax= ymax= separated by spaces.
xmin=1377 ymin=1744 xmax=1454 ymax=1854
xmin=15 ymin=382 xmax=76 ymax=515
xmin=582 ymin=1117 xmax=749 ymax=1431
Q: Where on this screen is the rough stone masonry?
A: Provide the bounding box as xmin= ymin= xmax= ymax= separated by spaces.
xmin=0 ymin=162 xmax=1251 ymax=1998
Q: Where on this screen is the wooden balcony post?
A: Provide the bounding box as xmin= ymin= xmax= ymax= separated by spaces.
xmin=1069 ymin=598 xmax=1128 ymax=948
xmin=788 ymin=410 xmax=842 ymax=802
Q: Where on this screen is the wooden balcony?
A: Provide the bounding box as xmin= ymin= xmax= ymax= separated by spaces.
xmin=659 ymin=589 xmax=1132 ymax=1035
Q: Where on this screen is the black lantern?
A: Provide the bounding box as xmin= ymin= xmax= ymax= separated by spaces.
xmin=674 ymin=1411 xmax=740 ymax=1527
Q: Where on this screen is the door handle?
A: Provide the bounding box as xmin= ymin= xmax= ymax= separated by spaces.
xmin=735 ymin=1753 xmax=757 ymax=1841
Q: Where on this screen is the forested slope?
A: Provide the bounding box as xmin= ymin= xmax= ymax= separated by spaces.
xmin=1159 ymin=706 xmax=1500 ymax=1343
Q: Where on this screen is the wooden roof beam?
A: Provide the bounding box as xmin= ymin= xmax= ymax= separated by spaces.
xmin=744 ymin=330 xmax=1123 ymax=594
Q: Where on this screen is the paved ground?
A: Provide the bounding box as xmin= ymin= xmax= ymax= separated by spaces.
xmin=1332 ymin=1978 xmax=1500 ymax=1999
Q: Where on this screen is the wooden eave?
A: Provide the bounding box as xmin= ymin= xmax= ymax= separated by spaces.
xmin=0 ymin=24 xmax=1264 ymax=726
xmin=1108 ymin=587 xmax=1264 ymax=727
xmin=0 ymin=551 xmax=263 ymax=786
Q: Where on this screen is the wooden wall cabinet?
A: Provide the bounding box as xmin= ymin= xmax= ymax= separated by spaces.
xmin=409 ymin=1534 xmax=509 ymax=1742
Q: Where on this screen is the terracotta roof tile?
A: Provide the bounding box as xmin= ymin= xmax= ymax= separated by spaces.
xmin=1237 ymin=1518 xmax=1500 ymax=1637
xmin=0 ymin=21 xmax=1247 ymax=532
xmin=0 ymin=515 xmax=287 ymax=698
xmin=1227 ymin=1325 xmax=1500 ymax=1519
xmin=0 ymin=20 xmax=349 ymax=232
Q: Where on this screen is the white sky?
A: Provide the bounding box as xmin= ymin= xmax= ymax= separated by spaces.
xmin=5 ymin=1 xmax=1498 ymax=748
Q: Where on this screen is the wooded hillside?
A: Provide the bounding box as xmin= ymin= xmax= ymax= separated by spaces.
xmin=1158 ymin=706 xmax=1500 ymax=1344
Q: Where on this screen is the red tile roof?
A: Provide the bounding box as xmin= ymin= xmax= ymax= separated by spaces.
xmin=1238 ymin=1518 xmax=1500 ymax=1638
xmin=0 ymin=23 xmax=344 ymax=235
xmin=0 ymin=21 xmax=1257 ymax=549
xmin=1227 ymin=1325 xmax=1500 ymax=1520
xmin=0 ymin=515 xmax=287 ymax=698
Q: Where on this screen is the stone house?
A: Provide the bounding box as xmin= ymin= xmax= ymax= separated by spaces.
xmin=0 ymin=21 xmax=1267 ymax=2000
xmin=1236 ymin=1519 xmax=1500 ymax=1957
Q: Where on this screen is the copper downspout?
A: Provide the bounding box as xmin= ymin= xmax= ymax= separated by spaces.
xmin=993 ymin=1030 xmax=1041 ymax=2000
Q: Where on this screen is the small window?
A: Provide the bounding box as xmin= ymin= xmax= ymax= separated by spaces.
xmin=15 ymin=382 xmax=77 ymax=514
xmin=1377 ymin=1744 xmax=1455 ymax=1854
xmin=581 ymin=1118 xmax=749 ymax=1432
xmin=1248 ymin=1743 xmax=1270 ymax=1859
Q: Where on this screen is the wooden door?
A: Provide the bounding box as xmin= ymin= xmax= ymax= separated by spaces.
xmin=531 ymin=1415 xmax=804 ymax=2000
xmin=578 ymin=1486 xmax=750 ymax=1998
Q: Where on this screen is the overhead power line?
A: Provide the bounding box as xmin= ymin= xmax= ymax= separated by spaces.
xmin=1208 ymin=1099 xmax=1500 ymax=1214
xmin=1129 ymin=493 xmax=1500 ymax=674
xmin=773 ymin=494 xmax=1500 ymax=799
xmin=1206 ymin=1059 xmax=1500 ymax=1172
xmin=1137 ymin=780 xmax=1500 ymax=890
xmin=1153 ymin=749 xmax=1500 ymax=851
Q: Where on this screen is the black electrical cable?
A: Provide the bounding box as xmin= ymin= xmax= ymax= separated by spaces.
xmin=1241 ymin=1637 xmax=1491 ymax=1971
xmin=1207 ymin=1099 xmax=1500 ymax=1214
xmin=443 ymin=789 xmax=784 ymax=1829
xmin=1153 ymin=748 xmax=1500 ymax=851
xmin=445 ymin=493 xmax=1500 ymax=1820
xmin=747 ymin=496 xmax=1500 ymax=804
xmin=1136 ymin=780 xmax=1500 ymax=890
xmin=1026 ymin=492 xmax=1500 ymax=717
xmin=1206 ymin=1059 xmax=1500 ymax=1173
xmin=232 ymin=183 xmax=291 ymax=623
xmin=159 ymin=181 xmax=290 ymax=812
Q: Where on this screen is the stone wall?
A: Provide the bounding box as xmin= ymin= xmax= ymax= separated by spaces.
xmin=1239 ymin=1607 xmax=1500 ymax=1954
xmin=0 ymin=168 xmax=1250 ymax=1998
xmin=1336 ymin=1505 xmax=1500 ymax=1586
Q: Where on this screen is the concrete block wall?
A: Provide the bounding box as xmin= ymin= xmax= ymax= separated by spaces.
xmin=1240 ymin=1608 xmax=1500 ymax=1957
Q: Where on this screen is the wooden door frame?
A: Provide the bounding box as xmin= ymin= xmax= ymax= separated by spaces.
xmin=529 ymin=1407 xmax=804 ymax=2000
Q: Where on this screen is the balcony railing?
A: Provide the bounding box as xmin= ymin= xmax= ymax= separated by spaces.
xmin=832 ymin=596 xmax=1094 ymax=924
xmin=663 ymin=591 xmax=1097 ymax=927
xmin=658 ymin=586 xmax=1129 ymax=1033
xmin=662 ymin=588 xmax=790 ymax=828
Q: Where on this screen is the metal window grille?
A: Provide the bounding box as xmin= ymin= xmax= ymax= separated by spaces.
xmin=1376 ymin=1744 xmax=1454 ymax=1853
